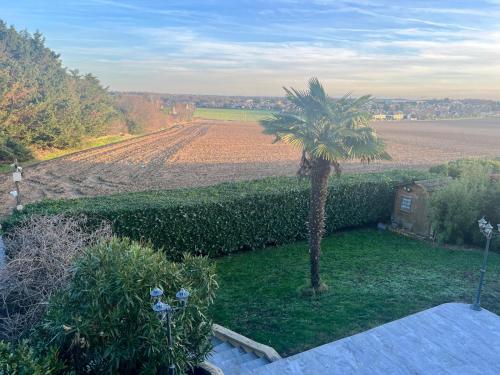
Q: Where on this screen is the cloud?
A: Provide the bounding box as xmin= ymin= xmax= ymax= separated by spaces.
xmin=70 ymin=23 xmax=498 ymax=98
xmin=8 ymin=0 xmax=500 ymax=98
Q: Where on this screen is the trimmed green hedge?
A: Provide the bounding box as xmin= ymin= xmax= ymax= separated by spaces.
xmin=2 ymin=170 xmax=430 ymax=258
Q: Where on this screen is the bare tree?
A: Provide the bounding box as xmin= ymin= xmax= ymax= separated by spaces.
xmin=0 ymin=214 xmax=112 ymax=342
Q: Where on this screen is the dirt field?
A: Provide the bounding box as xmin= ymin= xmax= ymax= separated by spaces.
xmin=1 ymin=118 xmax=499 ymax=216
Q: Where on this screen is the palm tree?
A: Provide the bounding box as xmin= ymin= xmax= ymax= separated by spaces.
xmin=261 ymin=78 xmax=390 ymax=292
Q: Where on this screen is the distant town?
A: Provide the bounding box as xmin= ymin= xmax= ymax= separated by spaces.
xmin=119 ymin=92 xmax=500 ymax=121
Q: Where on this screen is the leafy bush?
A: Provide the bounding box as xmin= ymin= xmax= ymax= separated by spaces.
xmin=429 ymin=164 xmax=500 ymax=249
xmin=0 ymin=340 xmax=65 ymax=374
xmin=125 ymin=117 xmax=143 ymax=134
xmin=0 ymin=215 xmax=111 ymax=342
xmin=38 ymin=238 xmax=217 ymax=374
xmin=0 ymin=137 xmax=33 ymax=163
xmin=3 ymin=170 xmax=430 ymax=259
xmin=0 ymin=147 xmax=14 ymax=164
xmin=429 ymin=158 xmax=500 ymax=178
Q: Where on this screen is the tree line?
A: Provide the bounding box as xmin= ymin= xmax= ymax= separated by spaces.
xmin=0 ymin=21 xmax=237 ymax=165
xmin=0 ymin=21 xmax=128 ymax=162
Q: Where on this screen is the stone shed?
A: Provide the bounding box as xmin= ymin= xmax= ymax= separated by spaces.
xmin=392 ymin=177 xmax=452 ymax=238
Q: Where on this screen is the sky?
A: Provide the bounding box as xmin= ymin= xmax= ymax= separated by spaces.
xmin=2 ymin=0 xmax=500 ymax=99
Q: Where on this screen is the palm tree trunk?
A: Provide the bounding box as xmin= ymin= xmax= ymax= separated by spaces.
xmin=308 ymin=158 xmax=331 ymax=290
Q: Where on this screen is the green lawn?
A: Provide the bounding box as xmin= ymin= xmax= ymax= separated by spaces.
xmin=211 ymin=228 xmax=500 ymax=356
xmin=195 ymin=108 xmax=273 ymax=122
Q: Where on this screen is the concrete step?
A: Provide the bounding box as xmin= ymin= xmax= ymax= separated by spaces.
xmin=211 ymin=341 xmax=234 ymax=354
xmin=240 ymin=358 xmax=271 ymax=374
xmin=211 ymin=336 xmax=224 ymax=347
xmin=207 ymin=327 xmax=280 ymax=374
xmin=219 ymin=352 xmax=259 ymax=368
xmin=210 ymin=347 xmax=246 ymax=363
xmin=217 ymin=352 xmax=259 ymax=375
xmin=234 ymin=352 xmax=259 ymax=364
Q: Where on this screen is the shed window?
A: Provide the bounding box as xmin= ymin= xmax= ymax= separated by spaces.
xmin=400 ymin=196 xmax=412 ymax=212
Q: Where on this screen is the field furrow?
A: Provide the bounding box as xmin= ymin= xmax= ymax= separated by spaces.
xmin=1 ymin=118 xmax=499 ymax=216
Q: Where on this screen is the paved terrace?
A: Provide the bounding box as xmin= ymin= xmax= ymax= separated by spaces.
xmin=251 ymin=303 xmax=500 ymax=375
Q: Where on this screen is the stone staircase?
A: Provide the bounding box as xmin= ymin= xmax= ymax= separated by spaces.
xmin=203 ymin=324 xmax=281 ymax=375
xmin=208 ymin=337 xmax=270 ymax=374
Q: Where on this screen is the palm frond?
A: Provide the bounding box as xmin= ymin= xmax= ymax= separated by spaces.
xmin=259 ymin=78 xmax=390 ymax=169
xmin=280 ymin=133 xmax=306 ymax=148
xmin=261 ymin=113 xmax=304 ymax=135
xmin=308 ymin=77 xmax=327 ymax=104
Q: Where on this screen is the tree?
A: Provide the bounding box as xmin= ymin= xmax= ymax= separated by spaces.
xmin=0 ymin=20 xmax=116 ymax=152
xmin=114 ymin=93 xmax=168 ymax=134
xmin=72 ymin=71 xmax=116 ymax=135
xmin=261 ymin=78 xmax=390 ymax=292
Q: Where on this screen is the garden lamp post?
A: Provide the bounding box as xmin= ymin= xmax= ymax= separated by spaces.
xmin=9 ymin=159 xmax=23 ymax=211
xmin=150 ymin=287 xmax=190 ymax=375
xmin=471 ymin=217 xmax=500 ymax=311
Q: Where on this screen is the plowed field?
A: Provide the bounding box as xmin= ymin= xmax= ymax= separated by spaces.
xmin=1 ymin=118 xmax=499 ymax=215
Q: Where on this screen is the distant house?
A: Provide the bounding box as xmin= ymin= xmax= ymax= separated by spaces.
xmin=373 ymin=113 xmax=405 ymax=121
xmin=391 ymin=112 xmax=404 ymax=120
xmin=372 ymin=114 xmax=386 ymax=120
xmin=392 ymin=178 xmax=452 ymax=237
xmin=171 ymin=102 xmax=195 ymax=121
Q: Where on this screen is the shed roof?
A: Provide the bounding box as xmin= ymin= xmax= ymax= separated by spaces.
xmin=413 ymin=177 xmax=452 ymax=192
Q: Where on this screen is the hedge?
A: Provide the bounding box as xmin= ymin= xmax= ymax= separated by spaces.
xmin=2 ymin=170 xmax=431 ymax=258
xmin=429 ymin=158 xmax=500 ymax=178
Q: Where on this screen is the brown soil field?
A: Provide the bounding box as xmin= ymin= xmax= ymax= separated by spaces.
xmin=1 ymin=118 xmax=499 ymax=216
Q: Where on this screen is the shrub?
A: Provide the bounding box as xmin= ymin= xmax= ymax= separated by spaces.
xmin=0 ymin=340 xmax=65 ymax=374
xmin=38 ymin=238 xmax=217 ymax=374
xmin=429 ymin=158 xmax=500 ymax=178
xmin=0 ymin=145 xmax=14 ymax=164
xmin=429 ymin=164 xmax=500 ymax=249
xmin=0 ymin=215 xmax=111 ymax=342
xmin=0 ymin=137 xmax=33 ymax=164
xmin=2 ymin=170 xmax=430 ymax=259
xmin=125 ymin=117 xmax=143 ymax=134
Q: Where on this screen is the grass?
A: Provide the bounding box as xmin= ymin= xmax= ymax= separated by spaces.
xmin=211 ymin=228 xmax=500 ymax=356
xmin=1 ymin=134 xmax=132 ymax=174
xmin=195 ymin=108 xmax=273 ymax=122
xmin=33 ymin=134 xmax=132 ymax=160
xmin=0 ymin=164 xmax=11 ymax=173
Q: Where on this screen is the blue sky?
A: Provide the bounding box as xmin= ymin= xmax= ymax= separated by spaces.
xmin=2 ymin=0 xmax=500 ymax=98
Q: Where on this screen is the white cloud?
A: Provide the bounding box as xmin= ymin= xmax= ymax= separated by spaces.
xmin=69 ymin=24 xmax=495 ymax=98
xmin=41 ymin=1 xmax=500 ymax=98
